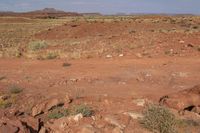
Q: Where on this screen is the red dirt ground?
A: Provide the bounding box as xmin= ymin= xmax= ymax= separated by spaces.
xmin=34 ymin=18 xmax=200 ymax=58
xmin=0 ymin=56 xmax=200 ymax=132
xmin=0 ymin=57 xmax=199 ymax=102
xmin=0 ymin=16 xmax=200 ymax=132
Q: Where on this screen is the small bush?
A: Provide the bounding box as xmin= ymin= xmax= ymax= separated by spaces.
xmin=71 ymin=104 xmax=93 ymax=117
xmin=62 ymin=62 xmax=71 ymax=67
xmin=9 ymin=85 xmax=23 ymax=94
xmin=0 ymin=99 xmax=12 ymax=109
xmin=46 ymin=52 xmax=58 ymax=59
xmin=48 ymin=108 xmax=69 ymax=119
xmin=48 ymin=111 xmax=64 ymax=119
xmin=28 ymin=41 xmax=48 ymax=51
xmin=141 ymin=105 xmax=176 ymax=133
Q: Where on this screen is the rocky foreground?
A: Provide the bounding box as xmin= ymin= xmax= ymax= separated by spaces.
xmin=0 ymin=85 xmax=200 ymax=133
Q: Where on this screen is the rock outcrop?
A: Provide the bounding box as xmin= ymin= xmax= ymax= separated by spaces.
xmin=159 ymin=85 xmax=200 ymax=114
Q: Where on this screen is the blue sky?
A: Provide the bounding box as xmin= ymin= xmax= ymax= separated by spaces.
xmin=0 ymin=0 xmax=200 ymax=14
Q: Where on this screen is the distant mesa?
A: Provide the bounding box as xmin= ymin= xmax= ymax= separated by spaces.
xmin=29 ymin=8 xmax=66 ymax=13
xmin=0 ymin=9 xmax=196 ymax=18
xmin=0 ymin=8 xmax=82 ymax=18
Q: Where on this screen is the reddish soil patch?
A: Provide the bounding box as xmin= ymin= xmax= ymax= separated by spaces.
xmin=0 ymin=57 xmax=199 ymax=100
xmin=0 ymin=17 xmax=33 ymax=23
xmin=35 ymin=17 xmax=200 ymax=57
xmin=0 ymin=56 xmax=200 ymax=132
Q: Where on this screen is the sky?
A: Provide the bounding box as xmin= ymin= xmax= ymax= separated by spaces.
xmin=0 ymin=0 xmax=200 ymax=14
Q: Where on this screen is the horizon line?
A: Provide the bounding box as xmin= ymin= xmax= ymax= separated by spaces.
xmin=1 ymin=8 xmax=200 ymax=16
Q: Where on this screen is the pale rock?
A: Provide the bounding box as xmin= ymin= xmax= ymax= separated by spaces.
xmin=123 ymin=112 xmax=144 ymax=120
xmin=70 ymin=78 xmax=78 ymax=82
xmin=133 ymin=99 xmax=146 ymax=106
xmin=68 ymin=113 xmax=83 ymax=122
xmin=64 ymin=94 xmax=72 ymax=104
xmin=73 ymin=113 xmax=83 ymax=122
xmin=106 ymin=55 xmax=112 ymax=58
xmin=135 ymin=53 xmax=142 ymax=58
xmin=112 ymin=127 xmax=123 ymax=133
xmin=119 ymin=54 xmax=124 ymax=57
xmin=104 ymin=115 xmax=126 ymax=129
xmin=179 ymin=40 xmax=185 ymax=44
xmin=39 ymin=127 xmax=47 ymax=133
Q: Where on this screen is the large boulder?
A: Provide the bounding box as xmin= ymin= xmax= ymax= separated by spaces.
xmin=44 ymin=114 xmax=84 ymax=133
xmin=159 ymin=85 xmax=200 ymax=113
xmin=32 ymin=98 xmax=63 ymax=117
xmin=20 ymin=116 xmax=39 ymax=132
xmin=0 ymin=118 xmax=32 ymax=133
xmin=31 ymin=95 xmax=72 ymax=117
xmin=0 ymin=123 xmax=19 ymax=133
xmin=45 ymin=117 xmax=70 ymax=133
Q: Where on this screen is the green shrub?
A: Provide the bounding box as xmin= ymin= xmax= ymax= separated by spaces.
xmin=141 ymin=105 xmax=176 ymax=133
xmin=62 ymin=62 xmax=71 ymax=67
xmin=0 ymin=99 xmax=12 ymax=109
xmin=48 ymin=111 xmax=64 ymax=119
xmin=9 ymin=85 xmax=23 ymax=94
xmin=71 ymin=104 xmax=93 ymax=117
xmin=28 ymin=41 xmax=48 ymax=51
xmin=46 ymin=52 xmax=58 ymax=59
xmin=48 ymin=104 xmax=93 ymax=119
xmin=48 ymin=108 xmax=69 ymax=119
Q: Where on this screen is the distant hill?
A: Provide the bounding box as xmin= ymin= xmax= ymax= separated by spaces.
xmin=1 ymin=9 xmax=196 ymax=18
xmin=0 ymin=8 xmax=82 ymax=18
xmin=28 ymin=8 xmax=66 ymax=14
